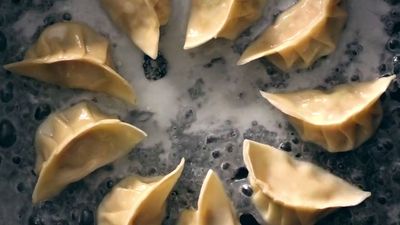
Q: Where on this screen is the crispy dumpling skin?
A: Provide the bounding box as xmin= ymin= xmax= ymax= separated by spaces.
xmin=97 ymin=159 xmax=184 ymax=225
xmin=33 ymin=102 xmax=147 ymax=203
xmin=184 ymin=0 xmax=267 ymax=49
xmin=238 ymin=0 xmax=347 ymax=71
xmin=178 ymin=170 xmax=239 ymax=225
xmin=243 ymin=140 xmax=371 ymax=225
xmin=3 ymin=22 xmax=136 ymax=104
xmin=101 ymin=0 xmax=170 ymax=59
xmin=261 ymin=76 xmax=395 ymax=152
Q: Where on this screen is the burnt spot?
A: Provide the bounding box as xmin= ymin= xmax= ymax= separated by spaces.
xmin=142 ymin=53 xmax=168 ymax=80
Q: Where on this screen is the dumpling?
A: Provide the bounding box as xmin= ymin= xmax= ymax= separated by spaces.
xmin=33 ymin=102 xmax=146 ymax=203
xmin=97 ymin=159 xmax=185 ymax=225
xmin=178 ymin=170 xmax=239 ymax=225
xmin=261 ymin=75 xmax=395 ymax=152
xmin=101 ymin=0 xmax=170 ymax=59
xmin=243 ymin=139 xmax=371 ymax=225
xmin=184 ymin=0 xmax=267 ymax=49
xmin=3 ymin=22 xmax=136 ymax=104
xmin=238 ymin=0 xmax=347 ymax=71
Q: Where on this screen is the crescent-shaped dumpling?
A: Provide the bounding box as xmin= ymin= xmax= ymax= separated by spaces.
xmin=243 ymin=140 xmax=371 ymax=225
xmin=97 ymin=159 xmax=185 ymax=225
xmin=3 ymin=22 xmax=136 ymax=104
xmin=184 ymin=0 xmax=267 ymax=49
xmin=238 ymin=0 xmax=347 ymax=71
xmin=101 ymin=0 xmax=170 ymax=59
xmin=261 ymin=75 xmax=395 ymax=152
xmin=178 ymin=170 xmax=239 ymax=225
xmin=33 ymin=102 xmax=147 ymax=203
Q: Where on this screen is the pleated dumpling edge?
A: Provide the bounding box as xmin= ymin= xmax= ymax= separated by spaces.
xmin=243 ymin=139 xmax=370 ymax=225
xmin=101 ymin=0 xmax=170 ymax=59
xmin=184 ymin=0 xmax=267 ymax=49
xmin=260 ymin=75 xmax=395 ymax=152
xmin=238 ymin=0 xmax=347 ymax=71
xmin=97 ymin=159 xmax=185 ymax=225
xmin=261 ymin=75 xmax=395 ymax=126
xmin=3 ymin=22 xmax=136 ymax=104
xmin=33 ymin=102 xmax=147 ymax=203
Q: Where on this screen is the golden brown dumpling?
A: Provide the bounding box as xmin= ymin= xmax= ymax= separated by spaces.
xmin=243 ymin=140 xmax=371 ymax=225
xmin=184 ymin=0 xmax=267 ymax=49
xmin=4 ymin=22 xmax=136 ymax=104
xmin=178 ymin=170 xmax=239 ymax=225
xmin=261 ymin=75 xmax=395 ymax=152
xmin=97 ymin=159 xmax=185 ymax=225
xmin=238 ymin=0 xmax=347 ymax=71
xmin=33 ymin=102 xmax=146 ymax=203
xmin=101 ymin=0 xmax=170 ymax=59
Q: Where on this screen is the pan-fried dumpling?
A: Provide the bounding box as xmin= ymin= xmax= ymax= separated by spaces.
xmin=238 ymin=0 xmax=347 ymax=71
xmin=33 ymin=102 xmax=146 ymax=203
xmin=184 ymin=0 xmax=267 ymax=49
xmin=101 ymin=0 xmax=170 ymax=59
xmin=3 ymin=22 xmax=136 ymax=104
xmin=261 ymin=75 xmax=395 ymax=152
xmin=243 ymin=140 xmax=371 ymax=225
xmin=178 ymin=170 xmax=239 ymax=225
xmin=97 ymin=159 xmax=185 ymax=225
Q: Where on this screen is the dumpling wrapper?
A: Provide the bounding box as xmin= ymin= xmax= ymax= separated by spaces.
xmin=184 ymin=0 xmax=267 ymax=49
xmin=101 ymin=0 xmax=170 ymax=59
xmin=33 ymin=102 xmax=146 ymax=203
xmin=261 ymin=75 xmax=395 ymax=152
xmin=97 ymin=159 xmax=185 ymax=225
xmin=178 ymin=170 xmax=239 ymax=225
xmin=238 ymin=0 xmax=347 ymax=71
xmin=3 ymin=22 xmax=136 ymax=104
xmin=243 ymin=140 xmax=371 ymax=225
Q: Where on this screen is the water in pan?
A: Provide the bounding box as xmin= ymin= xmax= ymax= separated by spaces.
xmin=1 ymin=0 xmax=400 ymax=224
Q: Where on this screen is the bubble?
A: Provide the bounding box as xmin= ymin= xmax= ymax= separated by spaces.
xmin=378 ymin=63 xmax=388 ymax=74
xmin=12 ymin=156 xmax=21 ymax=164
xmin=240 ymin=184 xmax=253 ymax=197
xmin=279 ymin=141 xmax=292 ymax=152
xmin=34 ymin=104 xmax=51 ymax=121
xmin=29 ymin=215 xmax=44 ymax=225
xmin=205 ymin=135 xmax=218 ymax=144
xmin=232 ymin=167 xmax=248 ymax=180
xmin=0 ymin=119 xmax=16 ymax=148
xmin=62 ymin=12 xmax=72 ymax=21
xmin=0 ymin=31 xmax=7 ymax=51
xmin=106 ymin=180 xmax=114 ymax=189
xmin=0 ymin=82 xmax=14 ymax=103
xmin=221 ymin=162 xmax=230 ymax=170
xmin=16 ymin=182 xmax=25 ymax=193
xmin=387 ymin=37 xmax=400 ymax=52
xmin=211 ymin=150 xmax=220 ymax=159
xmin=79 ymin=208 xmax=94 ymax=225
xmin=291 ymin=137 xmax=299 ymax=145
xmin=239 ymin=213 xmax=260 ymax=225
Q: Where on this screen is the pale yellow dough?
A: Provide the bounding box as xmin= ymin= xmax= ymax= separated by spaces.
xmin=261 ymin=75 xmax=395 ymax=152
xmin=243 ymin=140 xmax=371 ymax=225
xmin=101 ymin=0 xmax=170 ymax=59
xmin=178 ymin=170 xmax=239 ymax=225
xmin=238 ymin=0 xmax=347 ymax=71
xmin=3 ymin=22 xmax=136 ymax=104
xmin=33 ymin=102 xmax=146 ymax=203
xmin=97 ymin=159 xmax=184 ymax=225
xmin=184 ymin=0 xmax=267 ymax=49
